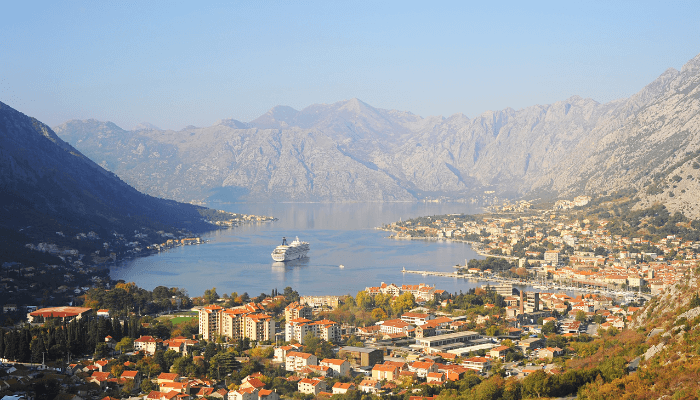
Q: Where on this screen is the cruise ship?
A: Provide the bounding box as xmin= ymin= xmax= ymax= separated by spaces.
xmin=271 ymin=236 xmax=310 ymax=262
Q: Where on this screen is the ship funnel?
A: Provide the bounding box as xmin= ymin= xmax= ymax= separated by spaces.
xmin=282 ymin=237 xmax=287 ymax=245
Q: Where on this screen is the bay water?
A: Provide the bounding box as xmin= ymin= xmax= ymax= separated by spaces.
xmin=111 ymin=202 xmax=505 ymax=298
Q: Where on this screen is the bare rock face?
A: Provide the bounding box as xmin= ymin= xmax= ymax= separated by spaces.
xmin=54 ymin=53 xmax=700 ymax=217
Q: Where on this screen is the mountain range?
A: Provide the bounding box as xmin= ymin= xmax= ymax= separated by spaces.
xmin=0 ymin=100 xmax=213 ymax=262
xmin=54 ymin=53 xmax=700 ymax=216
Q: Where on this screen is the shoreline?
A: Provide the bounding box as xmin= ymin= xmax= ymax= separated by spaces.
xmin=401 ymin=268 xmax=651 ymax=300
xmin=381 ymin=231 xmax=521 ymax=261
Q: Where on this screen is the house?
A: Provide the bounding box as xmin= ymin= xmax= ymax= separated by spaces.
xmin=372 ymin=364 xmax=399 ymax=381
xmin=121 ymin=370 xmax=141 ymax=390
xmin=332 ymin=382 xmax=356 ymax=394
xmin=2 ymin=304 xmax=18 ymax=313
xmin=358 ymin=379 xmax=381 ymax=394
xmin=298 ymin=378 xmax=326 ymax=395
xmin=240 ymin=377 xmax=265 ymax=391
xmin=356 ymin=325 xmax=382 ymax=337
xmin=489 ymin=345 xmax=510 ymax=359
xmin=159 ymin=381 xmax=190 ymax=394
xmin=462 ymin=357 xmax=491 ymax=373
xmin=338 ymin=346 xmax=384 ymax=367
xmin=194 ymin=388 xmax=216 ymax=397
xmin=285 ymin=352 xmax=318 ymax=372
xmin=538 ymin=347 xmax=564 ymax=359
xmin=299 ymin=365 xmax=332 ymax=378
xmin=104 ymin=336 xmax=116 ymax=349
xmin=164 ymin=336 xmax=199 ymax=355
xmin=518 ymin=338 xmax=544 ymax=353
xmin=319 ymin=359 xmax=350 ymax=377
xmin=87 ymin=371 xmax=112 ymax=388
xmin=400 ymin=312 xmax=433 ymax=326
xmin=210 ymin=388 xmax=229 ymax=399
xmin=408 ymin=361 xmax=438 ymax=378
xmin=438 ymin=365 xmax=468 ymax=381
xmin=145 ymin=391 xmax=170 ymax=400
xmin=94 ymin=359 xmax=109 ymax=372
xmin=257 ymin=389 xmax=279 ymax=400
xmin=228 ymin=387 xmax=258 ymax=400
xmin=426 ymin=372 xmax=445 ymax=384
xmin=380 ymin=319 xmax=414 ymax=335
xmin=135 ymin=336 xmax=164 ymax=355
xmin=156 ymin=373 xmax=180 ymax=386
xmin=414 ymin=324 xmax=436 ymax=338
xmin=561 ymin=321 xmax=583 ymax=334
xmin=273 ymin=344 xmax=303 ymax=362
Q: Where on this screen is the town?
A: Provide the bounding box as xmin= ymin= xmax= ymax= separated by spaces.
xmin=383 ymin=196 xmax=696 ymax=297
xmin=0 ymin=277 xmax=649 ymax=399
xmin=2 ymin=197 xmax=700 ymax=399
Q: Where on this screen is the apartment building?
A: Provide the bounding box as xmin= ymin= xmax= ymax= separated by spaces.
xmin=285 ymin=318 xmax=341 ymax=344
xmin=198 ymin=304 xmax=274 ymax=342
xmin=284 ymin=302 xmax=312 ymax=322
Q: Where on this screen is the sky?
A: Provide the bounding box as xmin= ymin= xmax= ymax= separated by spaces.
xmin=1 ymin=1 xmax=699 ymax=131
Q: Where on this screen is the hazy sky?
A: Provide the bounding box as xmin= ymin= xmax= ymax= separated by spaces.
xmin=2 ymin=1 xmax=699 ymax=131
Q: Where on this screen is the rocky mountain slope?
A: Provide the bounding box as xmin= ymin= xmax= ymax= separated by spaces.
xmin=576 ymin=265 xmax=700 ymax=399
xmin=0 ymin=101 xmax=213 ymax=247
xmin=55 ymin=53 xmax=700 ymax=216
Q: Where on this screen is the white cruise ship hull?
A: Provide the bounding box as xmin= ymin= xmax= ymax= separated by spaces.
xmin=271 ymin=236 xmax=309 ymax=262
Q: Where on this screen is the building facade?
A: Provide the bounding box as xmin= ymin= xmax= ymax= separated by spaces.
xmin=199 ymin=304 xmax=274 ymax=342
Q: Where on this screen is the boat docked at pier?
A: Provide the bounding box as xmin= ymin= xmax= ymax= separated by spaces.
xmin=271 ymin=236 xmax=310 ymax=262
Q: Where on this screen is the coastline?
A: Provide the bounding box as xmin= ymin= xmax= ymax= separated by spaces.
xmin=381 ymin=231 xmax=520 ymax=261
xmin=401 ymin=269 xmax=651 ymax=300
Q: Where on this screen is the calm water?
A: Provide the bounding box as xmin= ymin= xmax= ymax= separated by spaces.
xmin=111 ymin=202 xmax=518 ymax=298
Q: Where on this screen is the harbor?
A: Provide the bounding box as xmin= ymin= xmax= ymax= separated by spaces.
xmin=401 ymin=268 xmax=651 ymax=301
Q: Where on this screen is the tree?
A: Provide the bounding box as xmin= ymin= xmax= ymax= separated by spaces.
xmin=371 ymin=308 xmax=387 ymax=321
xmin=121 ymin=379 xmax=135 ymax=394
xmin=599 ymin=356 xmax=627 ymax=382
xmin=141 ymin=379 xmax=155 ymax=393
xmin=173 ymin=355 xmax=198 ymax=376
xmin=30 ymin=378 xmax=61 ymax=400
xmin=522 ymin=370 xmax=551 ymax=398
xmin=209 ymin=351 xmax=240 ymax=380
xmin=204 ymin=287 xmax=219 ymax=304
xmin=391 ymin=292 xmax=415 ymax=316
xmin=486 ymin=325 xmax=501 ymax=337
xmin=148 ymin=363 xmax=162 ymax=379
xmin=542 ymin=320 xmax=557 ymax=335
xmin=94 ymin=342 xmax=111 ymax=359
xmin=355 ymin=291 xmax=373 ymax=310
xmin=575 ymin=310 xmax=587 ymax=322
xmin=116 ymin=337 xmax=134 ymax=354
xmin=111 ymin=364 xmax=124 ymax=378
xmin=30 ymin=336 xmax=46 ymax=364
xmin=283 ymin=286 xmax=300 ymax=302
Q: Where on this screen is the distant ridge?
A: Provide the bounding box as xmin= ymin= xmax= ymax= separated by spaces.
xmin=55 ymin=52 xmax=700 ymax=217
xmin=0 ymin=101 xmax=213 ymax=245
